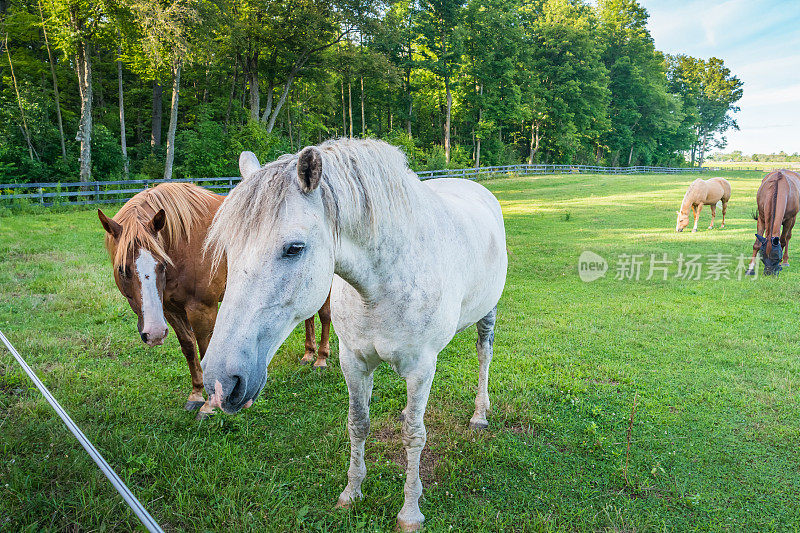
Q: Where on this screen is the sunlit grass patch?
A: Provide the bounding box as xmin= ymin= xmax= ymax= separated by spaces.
xmin=2 ymin=171 xmax=799 ymax=531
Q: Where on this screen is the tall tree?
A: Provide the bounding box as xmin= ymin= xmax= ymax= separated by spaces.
xmin=668 ymin=54 xmax=743 ymax=166
xmin=45 ymin=0 xmax=101 ymax=183
xmin=126 ymin=0 xmax=201 ymax=179
xmin=37 ymin=0 xmax=66 ymax=159
xmin=417 ymin=0 xmax=464 ymax=163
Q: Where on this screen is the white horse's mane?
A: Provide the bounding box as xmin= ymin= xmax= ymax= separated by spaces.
xmin=207 ymin=138 xmax=424 ymax=266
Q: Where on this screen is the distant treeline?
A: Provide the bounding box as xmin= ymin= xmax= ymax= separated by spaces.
xmin=1 ymin=0 xmax=743 ymax=184
xmin=708 ymin=151 xmax=800 ymax=163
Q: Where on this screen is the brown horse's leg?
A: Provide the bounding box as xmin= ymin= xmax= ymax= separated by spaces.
xmin=721 ymin=200 xmax=727 ymax=228
xmin=314 ymin=291 xmax=332 ymax=369
xmin=186 ymin=302 xmax=219 ymax=419
xmin=781 ymin=217 xmax=795 ymax=266
xmin=300 ymin=317 xmax=317 ymax=364
xmin=165 ymin=310 xmax=205 ymax=412
xmin=692 ymin=204 xmax=702 ymax=232
xmin=708 ymin=204 xmax=717 ymax=229
xmin=747 ymin=216 xmax=766 ymax=275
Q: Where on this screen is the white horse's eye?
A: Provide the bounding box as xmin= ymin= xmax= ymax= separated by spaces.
xmin=283 ymin=242 xmax=305 ymax=258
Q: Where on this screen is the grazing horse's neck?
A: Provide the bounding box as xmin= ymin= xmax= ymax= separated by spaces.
xmin=767 ymin=175 xmax=786 ymax=242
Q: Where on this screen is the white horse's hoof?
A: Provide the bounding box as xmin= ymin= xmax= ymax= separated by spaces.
xmin=396 ymin=518 xmax=424 ymax=532
xmin=691 ymin=229 xmax=697 ymax=233
xmin=469 ymin=418 xmax=489 ymax=430
xmin=336 ymin=489 xmax=362 ymax=509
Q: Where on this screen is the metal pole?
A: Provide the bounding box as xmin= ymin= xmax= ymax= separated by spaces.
xmin=0 ymin=330 xmax=165 ymax=533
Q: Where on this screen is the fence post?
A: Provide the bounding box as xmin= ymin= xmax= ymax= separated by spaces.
xmin=38 ymin=187 xmax=44 ymax=205
xmin=228 ymin=178 xmax=233 ymax=192
xmin=94 ymin=183 xmax=100 ymax=203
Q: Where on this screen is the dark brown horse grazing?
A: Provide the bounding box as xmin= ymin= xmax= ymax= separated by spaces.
xmin=99 ymin=183 xmax=332 ymax=418
xmin=746 ymin=170 xmax=800 ymax=276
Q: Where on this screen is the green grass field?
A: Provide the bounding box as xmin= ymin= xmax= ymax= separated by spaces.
xmin=2 ymin=169 xmax=800 ymax=532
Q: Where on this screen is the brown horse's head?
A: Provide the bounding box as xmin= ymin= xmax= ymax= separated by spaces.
xmin=98 ymin=208 xmax=171 ymax=346
xmin=755 ymin=234 xmax=783 ymax=276
xmin=675 ymin=210 xmax=690 ymax=232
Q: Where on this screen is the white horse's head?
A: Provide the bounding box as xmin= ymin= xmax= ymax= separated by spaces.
xmin=202 ymin=148 xmax=335 ymax=412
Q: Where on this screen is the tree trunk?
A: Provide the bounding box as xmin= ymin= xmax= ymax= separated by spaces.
xmin=690 ymin=142 xmax=696 ymax=167
xmin=528 ymin=121 xmax=540 ymax=164
xmin=475 ymin=84 xmax=483 ymax=168
xmin=151 ymin=81 xmax=162 ymax=149
xmin=341 ymin=77 xmax=346 ymax=135
xmin=248 ymin=50 xmax=259 ymax=121
xmin=265 ymin=65 xmax=299 ymax=134
xmin=4 ymin=33 xmax=36 ymax=162
xmin=286 ymin=98 xmax=293 ymax=150
xmin=117 ymin=51 xmax=128 ymax=179
xmin=202 ymin=62 xmax=209 ymax=103
xmin=444 ymin=73 xmax=452 ymax=164
xmin=698 ymin=129 xmax=707 ymax=167
xmin=628 ymin=145 xmax=634 ymax=166
xmin=224 ymin=57 xmax=239 ymax=134
xmin=405 ymin=46 xmax=412 ymax=137
xmin=75 ymin=39 xmax=92 ymax=183
xmin=39 ymin=1 xmax=66 ymax=159
xmin=163 ymin=62 xmax=181 ymax=180
xmin=260 ymin=76 xmax=274 ymax=123
xmin=360 ymin=75 xmax=365 ymax=136
xmin=348 ymin=80 xmax=353 ymax=138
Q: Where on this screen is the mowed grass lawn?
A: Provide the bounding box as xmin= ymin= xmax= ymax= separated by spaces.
xmin=2 ymin=170 xmax=800 ymax=532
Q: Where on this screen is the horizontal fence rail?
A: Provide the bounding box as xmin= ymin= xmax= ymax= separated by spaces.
xmin=1 ymin=164 xmax=705 ymax=208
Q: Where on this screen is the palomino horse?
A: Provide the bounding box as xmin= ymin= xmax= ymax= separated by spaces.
xmin=745 ymin=170 xmax=800 ymax=276
xmin=676 ymin=177 xmax=731 ymax=232
xmin=201 ymin=139 xmax=508 ymax=531
xmin=99 ymin=183 xmax=332 ymax=419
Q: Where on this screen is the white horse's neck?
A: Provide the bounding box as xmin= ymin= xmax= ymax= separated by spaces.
xmin=331 ymin=194 xmax=433 ymax=303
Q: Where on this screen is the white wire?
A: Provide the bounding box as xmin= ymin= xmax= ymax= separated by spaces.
xmin=0 ymin=330 xmax=165 ymax=533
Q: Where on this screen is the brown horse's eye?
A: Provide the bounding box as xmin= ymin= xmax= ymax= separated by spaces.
xmin=156 ymin=263 xmax=165 ymax=273
xmin=118 ymin=265 xmax=131 ymax=278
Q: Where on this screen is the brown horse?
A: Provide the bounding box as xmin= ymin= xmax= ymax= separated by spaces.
xmin=746 ymin=170 xmax=800 ymax=276
xmin=99 ymin=183 xmax=331 ymax=418
xmin=675 ymin=177 xmax=731 ymax=232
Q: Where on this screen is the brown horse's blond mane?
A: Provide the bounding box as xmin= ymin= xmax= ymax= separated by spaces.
xmin=106 ymin=182 xmax=216 ymax=268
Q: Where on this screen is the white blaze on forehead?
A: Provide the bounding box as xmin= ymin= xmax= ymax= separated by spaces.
xmin=135 ymin=248 xmax=167 ymax=333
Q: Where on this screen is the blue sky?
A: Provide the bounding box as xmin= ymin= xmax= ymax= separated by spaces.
xmin=639 ymin=0 xmax=800 ymax=155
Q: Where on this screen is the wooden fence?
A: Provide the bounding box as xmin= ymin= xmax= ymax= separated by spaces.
xmin=0 ymin=164 xmax=705 ymax=208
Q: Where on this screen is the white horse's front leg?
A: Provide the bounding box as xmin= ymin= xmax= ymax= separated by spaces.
xmin=396 ymin=362 xmax=436 ymax=532
xmin=337 ymin=349 xmax=374 ymax=508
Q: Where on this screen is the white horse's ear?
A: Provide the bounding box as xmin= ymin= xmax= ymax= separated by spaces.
xmin=297 ymin=146 xmax=322 ymax=192
xmin=239 ymin=151 xmax=261 ymax=179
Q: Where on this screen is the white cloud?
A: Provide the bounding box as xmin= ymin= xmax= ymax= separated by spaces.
xmin=640 ymin=0 xmax=800 ymax=154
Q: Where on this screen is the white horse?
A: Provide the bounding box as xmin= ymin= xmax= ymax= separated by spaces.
xmin=202 ymin=138 xmax=507 ymax=531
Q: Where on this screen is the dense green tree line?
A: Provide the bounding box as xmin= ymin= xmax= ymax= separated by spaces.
xmin=0 ymin=0 xmax=743 ymax=184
